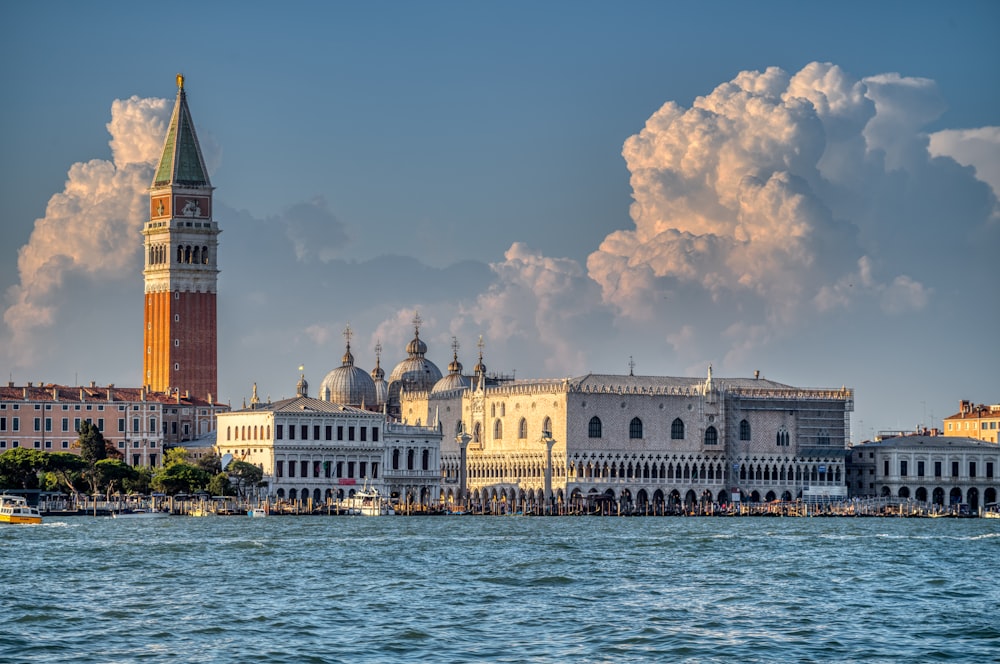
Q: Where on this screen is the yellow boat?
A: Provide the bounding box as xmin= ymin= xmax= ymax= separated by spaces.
xmin=0 ymin=495 xmax=43 ymax=525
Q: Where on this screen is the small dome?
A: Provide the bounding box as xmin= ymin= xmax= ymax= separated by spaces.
xmin=319 ymin=335 xmax=376 ymax=407
xmin=320 ymin=365 xmax=376 ymax=407
xmin=432 ymin=372 xmax=470 ymax=394
xmin=371 ymin=344 xmax=388 ymax=406
xmin=388 ymin=315 xmax=442 ymax=395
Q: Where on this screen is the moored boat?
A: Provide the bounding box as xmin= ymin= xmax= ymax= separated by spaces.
xmin=248 ymin=506 xmax=268 ymax=518
xmin=0 ymin=495 xmax=43 ymax=525
xmin=353 ymin=487 xmax=394 ymax=516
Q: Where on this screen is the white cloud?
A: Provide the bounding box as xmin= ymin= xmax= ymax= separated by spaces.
xmin=928 ymin=126 xmax=1000 ymax=207
xmin=3 ymin=96 xmax=171 ymax=365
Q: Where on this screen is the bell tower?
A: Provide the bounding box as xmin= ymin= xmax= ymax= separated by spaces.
xmin=143 ymin=74 xmax=219 ymax=402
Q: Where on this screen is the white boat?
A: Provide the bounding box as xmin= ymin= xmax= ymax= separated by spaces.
xmin=112 ymin=508 xmax=170 ymax=519
xmin=351 ymin=487 xmax=394 ymax=516
xmin=984 ymin=503 xmax=1000 ymax=519
xmin=0 ymin=495 xmax=43 ymax=525
xmin=248 ymin=506 xmax=268 ymax=518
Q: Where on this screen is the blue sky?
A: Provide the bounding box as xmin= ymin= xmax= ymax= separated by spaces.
xmin=2 ymin=1 xmax=998 ymax=440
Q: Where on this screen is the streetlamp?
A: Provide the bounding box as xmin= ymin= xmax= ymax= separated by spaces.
xmin=541 ymin=428 xmax=556 ymax=516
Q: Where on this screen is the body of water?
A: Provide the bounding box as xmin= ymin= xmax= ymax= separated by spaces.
xmin=2 ymin=515 xmax=998 ymax=663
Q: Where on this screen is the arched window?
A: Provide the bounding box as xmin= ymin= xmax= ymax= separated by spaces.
xmin=543 ymin=417 xmax=552 ymax=435
xmin=192 ymin=246 xmax=200 ymax=264
xmin=202 ymin=246 xmax=209 ymax=264
xmin=629 ymin=417 xmax=643 ymax=439
xmin=422 ymin=449 xmax=429 ymax=470
xmin=704 ymin=426 xmax=718 ymax=445
xmin=818 ymin=429 xmax=830 ymax=446
xmin=226 ymin=426 xmax=230 ymax=441
xmin=493 ymin=419 xmax=503 ymax=440
xmin=500 ymin=403 xmax=506 ymax=416
xmin=473 ymin=422 xmax=481 ymax=443
xmin=177 ymin=245 xmax=183 ymax=263
xmin=776 ymin=427 xmax=789 ymax=446
xmin=407 ymin=449 xmax=415 ymax=470
xmin=392 ymin=449 xmax=400 ymax=470
xmin=185 ymin=246 xmax=192 ymax=263
xmin=739 ymin=419 xmax=751 ymax=441
xmin=588 ymin=416 xmax=602 ymax=438
xmin=518 ymin=418 xmax=527 ymax=439
xmin=669 ymin=418 xmax=683 ymax=440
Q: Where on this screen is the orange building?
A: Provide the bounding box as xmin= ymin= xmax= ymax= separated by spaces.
xmin=944 ymin=400 xmax=1000 ymax=443
xmin=143 ymin=75 xmax=219 ymax=402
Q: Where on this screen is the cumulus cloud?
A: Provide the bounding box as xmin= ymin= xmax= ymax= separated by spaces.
xmin=3 ymin=96 xmax=171 ymax=363
xmin=585 ymin=62 xmax=967 ymax=350
xmin=928 ymin=126 xmax=1000 ymax=208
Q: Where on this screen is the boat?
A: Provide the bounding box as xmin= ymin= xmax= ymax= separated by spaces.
xmin=984 ymin=503 xmax=1000 ymax=519
xmin=188 ymin=506 xmax=216 ymax=517
xmin=0 ymin=495 xmax=43 ymax=525
xmin=112 ymin=508 xmax=170 ymax=519
xmin=248 ymin=506 xmax=268 ymax=518
xmin=352 ymin=487 xmax=394 ymax=516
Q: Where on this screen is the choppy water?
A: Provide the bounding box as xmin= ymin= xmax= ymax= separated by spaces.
xmin=2 ymin=516 xmax=998 ymax=663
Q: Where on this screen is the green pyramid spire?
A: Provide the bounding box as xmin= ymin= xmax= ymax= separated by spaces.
xmin=153 ymin=74 xmax=211 ymax=188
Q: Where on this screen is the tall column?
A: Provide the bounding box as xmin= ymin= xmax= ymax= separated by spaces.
xmin=542 ymin=429 xmax=556 ymax=515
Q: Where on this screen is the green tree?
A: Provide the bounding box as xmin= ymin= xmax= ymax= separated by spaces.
xmin=124 ymin=466 xmax=154 ymax=495
xmin=45 ymin=452 xmax=88 ymax=494
xmin=228 ymin=460 xmax=264 ymax=501
xmin=95 ymin=459 xmax=137 ymax=499
xmin=163 ymin=446 xmax=189 ymax=467
xmin=76 ymin=421 xmax=107 ymax=464
xmin=0 ymin=448 xmax=49 ymax=490
xmin=152 ymin=462 xmax=210 ymax=495
xmin=196 ymin=452 xmax=222 ymax=474
xmin=207 ymin=472 xmax=232 ymax=497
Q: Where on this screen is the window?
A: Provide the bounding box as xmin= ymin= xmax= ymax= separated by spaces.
xmin=739 ymin=419 xmax=750 ymax=441
xmin=917 ymin=461 xmax=925 ymax=477
xmin=952 ymin=461 xmax=959 ymax=477
xmin=348 ymin=426 xmax=355 ymax=441
xmin=704 ymin=426 xmax=718 ymax=445
xmin=325 ymin=425 xmax=332 ymax=441
xmin=900 ymin=460 xmax=907 ymax=477
xmin=276 ymin=461 xmax=284 ymax=477
xmin=313 ymin=425 xmax=320 ymax=440
xmin=776 ymin=428 xmax=790 ymax=446
xmin=301 ymin=461 xmax=309 ymax=478
xmin=934 ymin=461 xmax=941 ymax=477
xmin=518 ymin=418 xmax=527 ymax=439
xmin=288 ymin=462 xmax=295 ymax=478
xmin=300 ymin=425 xmax=308 ymax=440
xmin=372 ymin=428 xmax=379 ymax=442
xmin=276 ymin=425 xmax=283 ymax=440
xmin=987 ymin=462 xmax=994 ymax=479
xmin=629 ymin=417 xmax=642 ymax=439
xmin=337 ymin=426 xmax=343 ymax=441
xmin=969 ymin=462 xmax=976 ymax=478
xmin=493 ymin=419 xmax=503 ymax=440
xmin=360 ymin=427 xmax=367 ymax=442
xmin=588 ymin=417 xmax=602 ymax=438
xmin=422 ymin=449 xmax=429 ymax=471
xmin=671 ymin=418 xmax=684 ymax=440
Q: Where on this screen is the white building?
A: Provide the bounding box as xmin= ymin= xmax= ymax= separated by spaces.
xmin=216 ymin=380 xmax=440 ymax=507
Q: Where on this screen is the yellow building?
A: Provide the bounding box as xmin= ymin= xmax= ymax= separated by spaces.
xmin=944 ymin=400 xmax=1000 ymax=443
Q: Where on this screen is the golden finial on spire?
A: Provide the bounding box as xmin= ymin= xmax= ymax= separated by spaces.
xmin=176 ymin=73 xmax=185 ymax=90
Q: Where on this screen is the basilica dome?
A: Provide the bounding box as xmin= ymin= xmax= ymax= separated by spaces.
xmin=320 ymin=343 xmax=377 ymax=407
xmin=432 ymin=345 xmax=471 ymax=394
xmin=371 ymin=344 xmax=388 ymax=407
xmin=388 ymin=321 xmax=442 ymax=396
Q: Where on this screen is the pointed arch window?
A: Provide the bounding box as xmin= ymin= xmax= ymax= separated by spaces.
xmin=588 ymin=416 xmax=602 ymax=438
xmin=740 ymin=419 xmax=751 ymax=441
xmin=704 ymin=426 xmax=718 ymax=445
xmin=518 ymin=418 xmax=527 ymax=439
xmin=543 ymin=416 xmax=552 ymax=434
xmin=671 ymin=418 xmax=685 ymax=440
xmin=629 ymin=417 xmax=643 ymax=439
xmin=473 ymin=422 xmax=481 ymax=443
xmin=776 ymin=427 xmax=790 ymax=447
xmin=493 ymin=419 xmax=502 ymax=440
